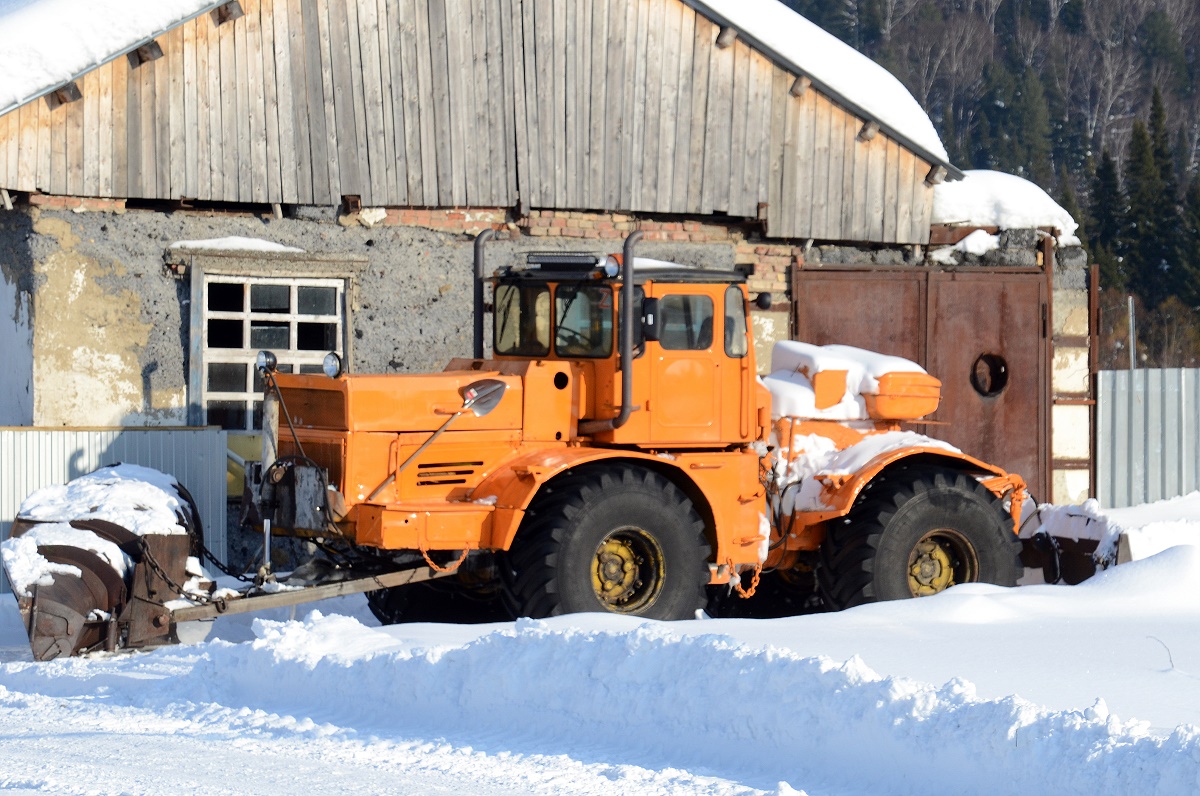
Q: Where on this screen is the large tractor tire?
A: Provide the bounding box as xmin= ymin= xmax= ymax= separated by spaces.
xmin=509 ymin=464 xmax=710 ymax=620
xmin=818 ymin=469 xmax=1022 ymax=610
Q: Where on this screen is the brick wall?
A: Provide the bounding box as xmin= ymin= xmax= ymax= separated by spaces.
xmin=351 ymin=205 xmax=800 ymax=299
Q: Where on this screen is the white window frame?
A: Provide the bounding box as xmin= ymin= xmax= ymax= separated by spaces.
xmin=199 ymin=274 xmax=346 ymax=433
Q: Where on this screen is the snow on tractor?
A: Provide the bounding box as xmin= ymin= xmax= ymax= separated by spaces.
xmin=3 ymin=232 xmax=1035 ymax=659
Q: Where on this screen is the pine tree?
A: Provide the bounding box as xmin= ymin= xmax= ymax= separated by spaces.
xmin=1124 ymin=120 xmax=1169 ymax=307
xmin=1089 ymin=150 xmax=1126 ymax=291
xmin=1181 ymin=176 xmax=1200 ymax=309
xmin=1146 ymin=88 xmax=1185 ymax=306
xmin=1058 ymin=166 xmax=1087 ymax=251
xmin=1015 ymin=67 xmax=1053 ymax=186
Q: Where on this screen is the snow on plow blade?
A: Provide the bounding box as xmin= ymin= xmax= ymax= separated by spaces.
xmin=1 ymin=465 xmax=197 ymax=660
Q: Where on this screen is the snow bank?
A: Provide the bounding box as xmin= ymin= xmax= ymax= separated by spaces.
xmin=18 ymin=548 xmax=1195 ymax=796
xmin=4 ymin=548 xmax=1200 ymax=791
xmin=932 ymin=170 xmax=1080 ymax=245
xmin=17 ymin=463 xmax=188 ymax=536
xmin=169 ymin=236 xmax=305 ymax=254
xmin=699 ymin=0 xmax=947 ymax=162
xmin=0 ymin=0 xmax=216 ymax=111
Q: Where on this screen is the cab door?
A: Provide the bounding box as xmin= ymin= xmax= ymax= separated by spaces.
xmin=648 ymin=286 xmax=720 ymax=444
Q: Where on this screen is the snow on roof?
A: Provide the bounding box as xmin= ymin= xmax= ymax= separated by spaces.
xmin=932 ymin=170 xmax=1081 ymax=245
xmin=694 ymin=0 xmax=949 ymax=164
xmin=0 ymin=0 xmax=218 ymax=113
xmin=170 ymin=236 xmax=305 ymax=254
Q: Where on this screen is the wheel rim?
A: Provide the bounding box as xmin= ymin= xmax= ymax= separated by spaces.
xmin=906 ymin=529 xmax=978 ymax=597
xmin=591 ymin=528 xmax=665 ymax=613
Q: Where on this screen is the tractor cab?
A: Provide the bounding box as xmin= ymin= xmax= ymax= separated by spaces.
xmin=487 ymin=247 xmax=769 ymax=449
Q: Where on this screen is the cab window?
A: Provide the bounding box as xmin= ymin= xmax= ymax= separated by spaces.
xmin=494 ymin=284 xmax=550 ymax=356
xmin=724 ymin=286 xmax=748 ymax=358
xmin=555 ymin=285 xmax=613 ymax=358
xmin=658 ymin=295 xmax=714 ymax=350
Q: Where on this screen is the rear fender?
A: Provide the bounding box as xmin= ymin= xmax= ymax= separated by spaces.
xmin=791 ymin=448 xmax=1024 ymax=532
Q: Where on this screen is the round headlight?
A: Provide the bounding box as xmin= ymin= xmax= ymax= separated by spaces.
xmin=322 ymin=352 xmax=344 ymax=378
xmin=256 ymin=350 xmax=277 ymax=372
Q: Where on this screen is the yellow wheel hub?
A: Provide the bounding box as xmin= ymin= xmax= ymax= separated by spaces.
xmin=591 ymin=529 xmax=664 ymax=613
xmin=906 ymin=530 xmax=978 ymax=597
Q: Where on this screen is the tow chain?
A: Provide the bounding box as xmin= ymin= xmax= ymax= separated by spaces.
xmin=733 ymin=564 xmax=762 ymax=598
xmin=135 ymin=538 xmax=226 ymax=611
xmin=421 ymin=547 xmax=469 ymax=573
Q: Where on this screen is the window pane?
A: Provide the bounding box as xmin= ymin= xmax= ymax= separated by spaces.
xmin=207 ymin=400 xmax=248 ymax=430
xmin=724 ymin=286 xmax=748 ymax=358
xmin=252 ymin=401 xmax=263 ymax=430
xmin=298 ymin=322 xmax=337 ymax=351
xmin=253 ymin=363 xmax=292 ymax=392
xmin=208 ymin=282 xmax=243 ymax=312
xmin=298 ymin=364 xmax=324 ymax=374
xmin=659 ymin=295 xmax=714 ymax=350
xmin=207 ymin=362 xmax=247 ymax=392
xmin=298 ymin=286 xmax=337 ymax=316
xmin=555 ymin=285 xmax=613 ymax=358
xmin=494 ymin=284 xmax=550 ymax=356
xmin=251 ymin=284 xmax=290 ymax=313
xmin=207 ymin=318 xmax=243 ymax=349
xmin=250 ymin=321 xmax=290 ymax=349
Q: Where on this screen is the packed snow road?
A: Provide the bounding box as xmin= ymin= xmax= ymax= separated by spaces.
xmin=3 ymin=500 xmax=1200 ymax=795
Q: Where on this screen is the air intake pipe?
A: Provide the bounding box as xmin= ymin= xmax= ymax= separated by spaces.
xmin=578 ymin=231 xmax=641 ymax=435
xmin=473 ymin=229 xmax=496 ymax=359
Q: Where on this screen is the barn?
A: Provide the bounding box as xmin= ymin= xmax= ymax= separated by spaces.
xmin=0 ymin=0 xmax=1090 ymax=537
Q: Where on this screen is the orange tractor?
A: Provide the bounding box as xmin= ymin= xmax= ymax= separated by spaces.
xmin=246 ymin=230 xmax=1027 ymax=620
xmin=5 ymin=232 xmax=1030 ymax=657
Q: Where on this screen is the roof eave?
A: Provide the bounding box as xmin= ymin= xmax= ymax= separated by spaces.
xmin=0 ymin=1 xmax=229 ymax=120
xmin=682 ymin=0 xmax=965 ymax=181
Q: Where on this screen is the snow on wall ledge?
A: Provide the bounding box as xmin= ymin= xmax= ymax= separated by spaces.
xmin=932 ymin=170 xmax=1081 ymax=245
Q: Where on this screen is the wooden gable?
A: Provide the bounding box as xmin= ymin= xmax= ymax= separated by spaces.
xmin=0 ymin=0 xmax=938 ymax=244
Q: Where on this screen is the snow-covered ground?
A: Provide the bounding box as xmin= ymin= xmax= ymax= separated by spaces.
xmin=3 ymin=498 xmax=1200 ymax=795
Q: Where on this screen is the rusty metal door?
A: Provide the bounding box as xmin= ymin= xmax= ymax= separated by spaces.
xmin=793 ymin=268 xmax=1050 ymax=499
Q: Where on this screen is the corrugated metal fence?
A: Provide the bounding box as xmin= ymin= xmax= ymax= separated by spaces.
xmin=1097 ymin=369 xmax=1200 ymax=508
xmin=1 ymin=427 xmax=228 ymax=593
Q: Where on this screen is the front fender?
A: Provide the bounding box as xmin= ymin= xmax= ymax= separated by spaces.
xmin=468 ymin=447 xmax=765 ymax=575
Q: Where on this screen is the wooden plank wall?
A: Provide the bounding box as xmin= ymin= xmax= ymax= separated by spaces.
xmin=0 ymin=0 xmax=934 ymax=244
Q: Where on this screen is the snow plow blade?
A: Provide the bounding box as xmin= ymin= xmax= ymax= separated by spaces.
xmin=5 ymin=520 xmax=190 ymax=661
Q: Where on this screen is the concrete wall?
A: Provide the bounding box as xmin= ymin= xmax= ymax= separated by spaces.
xmin=2 ymin=202 xmax=781 ymax=429
xmin=1051 ymin=246 xmax=1093 ymax=505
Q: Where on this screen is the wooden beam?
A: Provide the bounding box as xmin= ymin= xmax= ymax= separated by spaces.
xmin=1 ymin=189 xmax=12 ymax=210
xmin=45 ymin=82 xmax=82 ymax=109
xmin=857 ymin=119 xmax=879 ymax=142
xmin=716 ymin=25 xmax=737 ymax=49
xmin=789 ymin=75 xmax=810 ymax=97
xmin=925 ymin=164 xmax=948 ymax=185
xmin=211 ymin=1 xmax=245 ymax=26
xmin=126 ymin=41 xmax=165 ymax=68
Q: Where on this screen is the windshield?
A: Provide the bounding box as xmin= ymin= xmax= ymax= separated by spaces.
xmin=555 ymin=285 xmax=613 ymax=358
xmin=494 ymin=284 xmax=550 ymax=356
xmin=493 ymin=282 xmax=614 ymax=358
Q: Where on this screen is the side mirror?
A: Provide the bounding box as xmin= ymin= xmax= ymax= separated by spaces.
xmin=755 ymin=292 xmax=773 ymax=311
xmin=460 ymin=378 xmax=507 ymax=417
xmin=641 ymin=297 xmax=661 ymax=342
